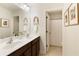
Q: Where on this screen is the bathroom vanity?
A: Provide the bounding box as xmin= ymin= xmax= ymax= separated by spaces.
xmin=0 ymin=34 xmax=40 ymax=56
xmin=8 ymin=36 xmax=40 ymax=56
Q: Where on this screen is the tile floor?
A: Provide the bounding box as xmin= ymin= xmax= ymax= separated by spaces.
xmin=44 ymin=46 xmax=62 ymax=56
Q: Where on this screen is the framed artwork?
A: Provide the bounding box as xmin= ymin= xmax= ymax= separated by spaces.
xmin=2 ymin=19 xmax=8 ymax=27
xmin=33 ymin=16 xmax=39 ymax=25
xmin=69 ymin=3 xmax=79 ymax=25
xmin=0 ymin=18 xmax=8 ymax=27
xmin=64 ymin=9 xmax=69 ymax=26
xmin=33 ymin=16 xmax=39 ymax=33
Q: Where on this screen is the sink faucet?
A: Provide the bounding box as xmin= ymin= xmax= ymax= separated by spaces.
xmin=26 ymin=33 xmax=29 ymax=37
xmin=7 ymin=37 xmax=13 ymax=44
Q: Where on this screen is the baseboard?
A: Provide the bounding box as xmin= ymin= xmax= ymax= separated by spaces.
xmin=39 ymin=49 xmax=46 ymax=56
xmin=50 ymin=45 xmax=62 ymax=48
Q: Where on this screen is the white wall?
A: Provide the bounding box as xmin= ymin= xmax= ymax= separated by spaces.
xmin=62 ymin=3 xmax=79 ymax=56
xmin=0 ymin=6 xmax=13 ymax=38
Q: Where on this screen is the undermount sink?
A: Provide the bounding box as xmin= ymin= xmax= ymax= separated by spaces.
xmin=4 ymin=41 xmax=22 ymax=49
xmin=0 ymin=37 xmax=22 ymax=50
xmin=0 ymin=35 xmax=34 ymax=50
xmin=0 ymin=40 xmax=22 ymax=50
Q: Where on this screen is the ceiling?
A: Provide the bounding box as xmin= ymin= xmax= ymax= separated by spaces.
xmin=0 ymin=3 xmax=64 ymax=13
xmin=0 ymin=3 xmax=22 ymax=12
xmin=47 ymin=10 xmax=62 ymax=15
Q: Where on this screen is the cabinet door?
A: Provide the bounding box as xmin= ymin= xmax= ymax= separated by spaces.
xmin=37 ymin=39 xmax=40 ymax=56
xmin=9 ymin=42 xmax=31 ymax=56
xmin=8 ymin=46 xmax=26 ymax=56
xmin=31 ymin=37 xmax=40 ymax=56
xmin=32 ymin=43 xmax=37 ymax=56
xmin=24 ymin=48 xmax=31 ymax=56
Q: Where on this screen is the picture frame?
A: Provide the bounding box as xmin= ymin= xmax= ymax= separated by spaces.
xmin=64 ymin=9 xmax=69 ymax=26
xmin=0 ymin=18 xmax=8 ymax=27
xmin=33 ymin=16 xmax=39 ymax=25
xmin=33 ymin=16 xmax=39 ymax=33
xmin=2 ymin=19 xmax=8 ymax=27
xmin=69 ymin=3 xmax=79 ymax=25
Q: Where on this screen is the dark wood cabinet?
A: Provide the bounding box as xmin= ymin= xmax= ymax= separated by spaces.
xmin=31 ymin=43 xmax=37 ymax=56
xmin=37 ymin=39 xmax=40 ymax=56
xmin=23 ymin=48 xmax=31 ymax=56
xmin=31 ymin=37 xmax=40 ymax=56
xmin=8 ymin=36 xmax=40 ymax=56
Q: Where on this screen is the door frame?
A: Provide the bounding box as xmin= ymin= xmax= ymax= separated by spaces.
xmin=46 ymin=15 xmax=48 ymax=52
xmin=13 ymin=16 xmax=19 ymax=36
xmin=45 ymin=12 xmax=50 ymax=52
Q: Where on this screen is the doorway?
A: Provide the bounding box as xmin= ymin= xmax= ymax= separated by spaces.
xmin=13 ymin=16 xmax=19 ymax=36
xmin=46 ymin=10 xmax=62 ymax=55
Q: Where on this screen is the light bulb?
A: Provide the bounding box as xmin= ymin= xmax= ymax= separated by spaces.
xmin=23 ymin=4 xmax=30 ymax=11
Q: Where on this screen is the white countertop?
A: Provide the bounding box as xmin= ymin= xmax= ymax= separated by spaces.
xmin=0 ymin=34 xmax=40 ymax=56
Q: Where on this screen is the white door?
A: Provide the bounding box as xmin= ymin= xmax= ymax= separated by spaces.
xmin=46 ymin=15 xmax=50 ymax=52
xmin=50 ymin=20 xmax=62 ymax=46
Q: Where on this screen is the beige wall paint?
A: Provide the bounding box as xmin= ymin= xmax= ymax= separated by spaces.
xmin=62 ymin=3 xmax=79 ymax=56
xmin=0 ymin=6 xmax=13 ymax=39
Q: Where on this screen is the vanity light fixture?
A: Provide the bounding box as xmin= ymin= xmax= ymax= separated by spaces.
xmin=20 ymin=3 xmax=30 ymax=11
xmin=23 ymin=4 xmax=30 ymax=11
xmin=16 ymin=3 xmax=30 ymax=12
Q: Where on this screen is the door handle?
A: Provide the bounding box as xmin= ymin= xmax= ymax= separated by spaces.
xmin=46 ymin=31 xmax=48 ymax=33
